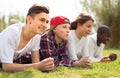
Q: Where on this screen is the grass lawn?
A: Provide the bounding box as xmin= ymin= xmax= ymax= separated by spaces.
xmin=0 ymin=49 xmax=120 ymax=78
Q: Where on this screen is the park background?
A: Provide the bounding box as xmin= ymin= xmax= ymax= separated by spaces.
xmin=0 ymin=0 xmax=120 ymax=78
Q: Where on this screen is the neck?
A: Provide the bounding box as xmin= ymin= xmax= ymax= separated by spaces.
xmin=97 ymin=37 xmax=101 ymax=46
xmin=75 ymin=30 xmax=82 ymax=40
xmin=22 ymin=26 xmax=35 ymax=41
xmin=54 ymin=35 xmax=62 ymax=44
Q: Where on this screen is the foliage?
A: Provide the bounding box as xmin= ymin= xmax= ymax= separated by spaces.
xmin=0 ymin=13 xmax=25 ymax=32
xmin=81 ymin=0 xmax=120 ymax=48
xmin=0 ymin=15 xmax=7 ymax=32
xmin=0 ymin=49 xmax=120 ymax=78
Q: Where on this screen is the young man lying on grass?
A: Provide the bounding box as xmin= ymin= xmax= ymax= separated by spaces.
xmin=88 ymin=25 xmax=117 ymax=62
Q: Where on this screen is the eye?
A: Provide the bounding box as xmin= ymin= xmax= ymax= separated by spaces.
xmin=63 ymin=25 xmax=67 ymax=28
xmin=39 ymin=18 xmax=49 ymax=24
xmin=46 ymin=20 xmax=49 ymax=24
xmin=87 ymin=25 xmax=92 ymax=28
xmin=62 ymin=25 xmax=70 ymax=29
xmin=40 ymin=18 xmax=45 ymax=22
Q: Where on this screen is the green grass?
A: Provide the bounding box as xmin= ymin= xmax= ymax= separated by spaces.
xmin=0 ymin=49 xmax=120 ymax=78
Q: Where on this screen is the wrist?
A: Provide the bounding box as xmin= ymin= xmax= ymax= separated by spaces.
xmin=72 ymin=60 xmax=81 ymax=67
xmin=33 ymin=62 xmax=41 ymax=70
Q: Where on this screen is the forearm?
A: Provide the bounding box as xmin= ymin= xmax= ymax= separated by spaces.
xmin=2 ymin=62 xmax=40 ymax=72
xmin=71 ymin=60 xmax=82 ymax=67
xmin=72 ymin=57 xmax=91 ymax=67
xmin=31 ymin=51 xmax=40 ymax=63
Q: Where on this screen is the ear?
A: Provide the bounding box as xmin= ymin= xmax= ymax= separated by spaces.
xmin=77 ymin=23 xmax=82 ymax=29
xmin=51 ymin=26 xmax=57 ymax=33
xmin=26 ymin=15 xmax=32 ymax=24
xmin=78 ymin=23 xmax=82 ymax=26
xmin=53 ymin=28 xmax=56 ymax=33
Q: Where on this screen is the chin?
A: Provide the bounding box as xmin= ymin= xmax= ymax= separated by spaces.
xmin=102 ymin=42 xmax=106 ymax=45
xmin=63 ymin=37 xmax=68 ymax=40
xmin=104 ymin=42 xmax=107 ymax=45
xmin=37 ymin=32 xmax=43 ymax=35
xmin=83 ymin=35 xmax=87 ymax=37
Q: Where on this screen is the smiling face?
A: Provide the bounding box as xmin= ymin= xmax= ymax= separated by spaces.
xmin=53 ymin=23 xmax=70 ymax=43
xmin=27 ymin=12 xmax=49 ymax=35
xmin=99 ymin=33 xmax=111 ymax=45
xmin=77 ymin=20 xmax=93 ymax=37
xmin=97 ymin=26 xmax=111 ymax=46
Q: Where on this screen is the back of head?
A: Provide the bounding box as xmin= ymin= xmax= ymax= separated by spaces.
xmin=70 ymin=13 xmax=94 ymax=30
xmin=26 ymin=4 xmax=49 ymax=23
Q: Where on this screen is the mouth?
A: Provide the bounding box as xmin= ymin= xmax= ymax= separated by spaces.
xmin=87 ymin=32 xmax=90 ymax=35
xmin=66 ymin=34 xmax=69 ymax=37
xmin=38 ymin=27 xmax=45 ymax=32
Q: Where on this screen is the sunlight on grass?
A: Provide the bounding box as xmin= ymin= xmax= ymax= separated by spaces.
xmin=0 ymin=49 xmax=120 ymax=78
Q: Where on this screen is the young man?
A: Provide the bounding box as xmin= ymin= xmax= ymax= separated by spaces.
xmin=88 ymin=25 xmax=112 ymax=62
xmin=0 ymin=4 xmax=54 ymax=72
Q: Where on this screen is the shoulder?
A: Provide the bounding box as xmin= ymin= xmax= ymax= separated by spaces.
xmin=1 ymin=23 xmax=24 ymax=35
xmin=88 ymin=33 xmax=97 ymax=40
xmin=68 ymin=30 xmax=75 ymax=39
xmin=8 ymin=23 xmax=23 ymax=31
xmin=40 ymin=32 xmax=53 ymax=42
xmin=69 ymin=30 xmax=75 ymax=35
xmin=0 ymin=23 xmax=24 ymax=40
xmin=87 ymin=33 xmax=97 ymax=45
xmin=41 ymin=32 xmax=49 ymax=39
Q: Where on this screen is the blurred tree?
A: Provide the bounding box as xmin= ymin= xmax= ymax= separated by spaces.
xmin=81 ymin=0 xmax=120 ymax=48
xmin=8 ymin=13 xmax=25 ymax=25
xmin=0 ymin=15 xmax=7 ymax=32
xmin=0 ymin=13 xmax=25 ymax=32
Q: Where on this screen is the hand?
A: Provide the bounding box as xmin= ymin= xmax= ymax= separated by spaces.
xmin=79 ymin=56 xmax=91 ymax=66
xmin=39 ymin=57 xmax=54 ymax=71
xmin=100 ymin=57 xmax=110 ymax=62
xmin=72 ymin=56 xmax=91 ymax=67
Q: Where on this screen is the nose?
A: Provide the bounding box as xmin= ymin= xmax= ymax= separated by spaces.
xmin=88 ymin=28 xmax=92 ymax=33
xmin=42 ymin=22 xmax=48 ymax=29
xmin=67 ymin=28 xmax=70 ymax=33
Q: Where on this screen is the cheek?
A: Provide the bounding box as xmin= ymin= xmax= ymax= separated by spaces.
xmin=58 ymin=30 xmax=67 ymax=37
xmin=58 ymin=30 xmax=65 ymax=36
xmin=83 ymin=27 xmax=88 ymax=33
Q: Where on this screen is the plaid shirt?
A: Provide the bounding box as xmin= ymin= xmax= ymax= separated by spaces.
xmin=40 ymin=32 xmax=74 ymax=66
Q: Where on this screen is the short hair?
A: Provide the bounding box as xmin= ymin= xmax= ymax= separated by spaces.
xmin=97 ymin=25 xmax=111 ymax=35
xmin=26 ymin=4 xmax=49 ymax=23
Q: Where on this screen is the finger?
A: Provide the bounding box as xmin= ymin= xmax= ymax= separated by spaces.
xmin=46 ymin=65 xmax=54 ymax=69
xmin=42 ymin=58 xmax=54 ymax=64
xmin=86 ymin=62 xmax=91 ymax=66
xmin=45 ymin=65 xmax=54 ymax=71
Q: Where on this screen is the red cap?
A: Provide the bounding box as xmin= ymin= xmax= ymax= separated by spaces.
xmin=50 ymin=16 xmax=70 ymax=27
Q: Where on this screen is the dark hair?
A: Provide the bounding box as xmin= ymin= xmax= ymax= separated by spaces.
xmin=97 ymin=25 xmax=111 ymax=36
xmin=26 ymin=4 xmax=49 ymax=23
xmin=70 ymin=13 xmax=94 ymax=30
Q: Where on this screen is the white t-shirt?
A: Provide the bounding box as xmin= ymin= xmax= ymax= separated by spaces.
xmin=67 ymin=30 xmax=89 ymax=60
xmin=88 ymin=33 xmax=105 ymax=62
xmin=0 ymin=23 xmax=40 ymax=63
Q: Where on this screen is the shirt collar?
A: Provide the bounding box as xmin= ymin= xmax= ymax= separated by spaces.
xmin=49 ymin=34 xmax=66 ymax=47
